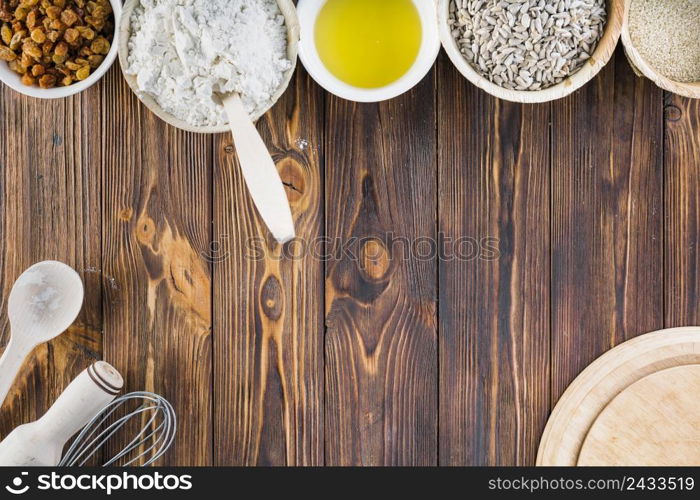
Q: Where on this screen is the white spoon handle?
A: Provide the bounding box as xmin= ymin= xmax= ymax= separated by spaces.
xmin=0 ymin=336 xmax=32 ymax=409
xmin=222 ymin=93 xmax=295 ymax=244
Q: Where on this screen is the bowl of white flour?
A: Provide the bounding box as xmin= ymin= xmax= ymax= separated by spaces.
xmin=118 ymin=0 xmax=299 ymax=133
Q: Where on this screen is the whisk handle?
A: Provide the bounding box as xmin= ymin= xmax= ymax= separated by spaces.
xmin=37 ymin=362 xmax=123 ymax=446
xmin=0 ymin=361 xmax=123 ymax=466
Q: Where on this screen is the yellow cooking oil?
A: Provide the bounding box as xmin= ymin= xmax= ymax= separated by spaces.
xmin=314 ymin=0 xmax=422 ymax=88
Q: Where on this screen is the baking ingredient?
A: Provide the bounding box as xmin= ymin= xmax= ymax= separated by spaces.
xmin=449 ymin=0 xmax=606 ymax=91
xmin=315 ymin=0 xmax=422 ymax=88
xmin=126 ymin=0 xmax=291 ymax=127
xmin=16 ymin=268 xmax=62 ymax=321
xmin=628 ymin=0 xmax=700 ymax=83
xmin=0 ymin=0 xmax=113 ymax=88
xmin=29 ymin=285 xmax=60 ymax=315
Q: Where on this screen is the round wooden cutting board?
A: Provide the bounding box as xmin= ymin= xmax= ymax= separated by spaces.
xmin=578 ymin=365 xmax=700 ymax=466
xmin=537 ymin=327 xmax=700 ymax=466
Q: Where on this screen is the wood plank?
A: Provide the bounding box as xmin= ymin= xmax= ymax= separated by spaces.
xmin=665 ymin=95 xmax=700 ymax=327
xmin=324 ymin=74 xmax=437 ymax=465
xmin=101 ymin=68 xmax=212 ymax=465
xmin=0 ymin=86 xmax=102 ymax=437
xmin=437 ymin=56 xmax=550 ymax=466
xmin=551 ymin=54 xmax=664 ymax=402
xmin=213 ymin=69 xmax=324 ymax=465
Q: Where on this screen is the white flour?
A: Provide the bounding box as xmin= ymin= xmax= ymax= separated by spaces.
xmin=126 ymin=0 xmax=291 ymax=127
xmin=17 ymin=269 xmax=62 ymax=322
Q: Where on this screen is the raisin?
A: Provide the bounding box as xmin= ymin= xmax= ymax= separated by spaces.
xmin=53 ymin=39 xmax=66 ymax=55
xmin=48 ymin=18 xmax=64 ymax=30
xmin=0 ymin=22 xmax=11 ymax=44
xmin=63 ymin=26 xmax=78 ymax=43
xmin=84 ymin=15 xmax=102 ymax=30
xmin=19 ymin=50 xmax=31 ymax=66
xmin=38 ymin=72 xmax=56 ymax=88
xmin=0 ymin=43 xmax=16 ymax=60
xmin=59 ymin=8 xmax=77 ymax=26
xmin=8 ymin=30 xmax=23 ymax=50
xmin=45 ymin=5 xmax=60 ymax=19
xmin=89 ymin=35 xmax=107 ymax=54
xmin=13 ymin=6 xmax=26 ymax=21
xmin=25 ymin=8 xmax=37 ymax=28
xmin=75 ymin=24 xmax=93 ymax=39
xmin=50 ymin=51 xmax=65 ymax=64
xmin=86 ymin=53 xmax=101 ymax=67
xmin=8 ymin=58 xmax=25 ymax=73
xmin=30 ymin=26 xmax=45 ymax=43
xmin=21 ymin=72 xmax=35 ymax=85
xmin=74 ymin=64 xmax=88 ymax=80
xmin=30 ymin=63 xmax=44 ymax=75
xmin=0 ymin=4 xmax=12 ymax=23
xmin=22 ymin=38 xmax=41 ymax=59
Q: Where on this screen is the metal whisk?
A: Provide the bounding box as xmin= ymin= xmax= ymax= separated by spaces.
xmin=58 ymin=392 xmax=177 ymax=466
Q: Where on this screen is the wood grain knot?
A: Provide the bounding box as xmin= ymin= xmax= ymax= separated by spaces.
xmin=224 ymin=144 xmax=235 ymax=154
xmin=360 ymin=238 xmax=390 ymax=280
xmin=664 ymin=105 xmax=682 ymax=122
xmin=260 ymin=275 xmax=283 ymax=321
xmin=278 ymin=157 xmax=305 ymax=203
xmin=136 ymin=216 xmax=156 ymax=244
xmin=134 ymin=218 xmax=212 ymax=328
xmin=119 ymin=208 xmax=133 ymax=221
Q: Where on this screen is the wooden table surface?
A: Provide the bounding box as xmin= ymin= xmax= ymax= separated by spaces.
xmin=0 ymin=48 xmax=698 ymax=466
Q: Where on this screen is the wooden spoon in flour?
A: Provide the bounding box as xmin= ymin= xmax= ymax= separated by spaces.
xmin=164 ymin=10 xmax=295 ymax=244
xmin=220 ymin=93 xmax=295 ymax=244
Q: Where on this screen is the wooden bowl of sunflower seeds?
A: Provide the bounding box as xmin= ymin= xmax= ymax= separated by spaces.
xmin=439 ymin=0 xmax=624 ymax=103
xmin=621 ymin=0 xmax=700 ymax=99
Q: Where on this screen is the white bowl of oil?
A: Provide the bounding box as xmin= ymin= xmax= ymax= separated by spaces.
xmin=297 ymin=0 xmax=440 ymax=102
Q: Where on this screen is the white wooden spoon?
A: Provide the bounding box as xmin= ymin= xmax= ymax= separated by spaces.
xmin=221 ymin=93 xmax=296 ymax=244
xmin=166 ymin=16 xmax=295 ymax=244
xmin=0 ymin=261 xmax=84 ymax=408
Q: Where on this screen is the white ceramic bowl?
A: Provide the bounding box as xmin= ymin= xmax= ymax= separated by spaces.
xmin=298 ymin=0 xmax=440 ymax=102
xmin=0 ymin=0 xmax=121 ymax=99
xmin=118 ymin=0 xmax=299 ymax=133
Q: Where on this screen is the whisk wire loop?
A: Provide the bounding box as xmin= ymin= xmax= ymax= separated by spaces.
xmin=58 ymin=391 xmax=177 ymax=467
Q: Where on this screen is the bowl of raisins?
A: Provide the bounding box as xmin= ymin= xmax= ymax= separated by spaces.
xmin=0 ymin=0 xmax=119 ymax=98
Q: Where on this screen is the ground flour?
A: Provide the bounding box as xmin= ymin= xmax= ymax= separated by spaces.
xmin=126 ymin=0 xmax=291 ymax=127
